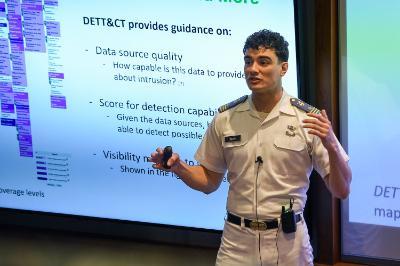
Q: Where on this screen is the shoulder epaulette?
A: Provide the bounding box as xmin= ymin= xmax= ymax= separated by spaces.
xmin=218 ymin=95 xmax=248 ymax=113
xmin=290 ymin=98 xmax=320 ymax=114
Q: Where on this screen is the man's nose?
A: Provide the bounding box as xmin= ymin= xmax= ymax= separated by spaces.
xmin=246 ymin=63 xmax=259 ymax=74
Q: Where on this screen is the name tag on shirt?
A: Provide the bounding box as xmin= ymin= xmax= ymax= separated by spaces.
xmin=224 ymin=135 xmax=241 ymax=142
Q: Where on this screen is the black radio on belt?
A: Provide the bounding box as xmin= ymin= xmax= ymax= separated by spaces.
xmin=281 ymin=198 xmax=296 ymax=233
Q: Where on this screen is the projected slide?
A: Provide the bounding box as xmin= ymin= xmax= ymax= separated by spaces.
xmin=0 ymin=0 xmax=298 ymax=230
xmin=346 ymin=1 xmax=400 ymax=228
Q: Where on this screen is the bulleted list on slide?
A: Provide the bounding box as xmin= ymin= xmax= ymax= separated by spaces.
xmin=0 ymin=0 xmax=298 ymax=229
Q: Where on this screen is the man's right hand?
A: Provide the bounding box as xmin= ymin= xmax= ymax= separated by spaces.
xmin=150 ymin=147 xmax=180 ymax=172
xmin=149 ymin=147 xmax=224 ymax=194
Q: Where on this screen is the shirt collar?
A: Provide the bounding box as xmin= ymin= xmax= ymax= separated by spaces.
xmin=279 ymin=90 xmax=296 ymax=116
xmin=233 ymin=90 xmax=296 ymax=116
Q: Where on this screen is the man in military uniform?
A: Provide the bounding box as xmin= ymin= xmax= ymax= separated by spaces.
xmin=149 ymin=29 xmax=352 ymax=265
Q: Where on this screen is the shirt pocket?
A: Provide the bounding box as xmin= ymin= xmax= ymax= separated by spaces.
xmin=272 ymin=135 xmax=310 ymax=176
xmin=274 ymin=135 xmax=306 ymax=152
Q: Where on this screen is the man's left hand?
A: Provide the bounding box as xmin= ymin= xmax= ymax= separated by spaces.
xmin=302 ymin=109 xmax=338 ymax=151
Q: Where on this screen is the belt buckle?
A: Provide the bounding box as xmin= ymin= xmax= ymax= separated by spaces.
xmin=249 ymin=220 xmax=267 ymax=231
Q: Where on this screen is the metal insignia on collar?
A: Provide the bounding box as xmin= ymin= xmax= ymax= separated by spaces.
xmin=286 ymin=130 xmax=295 ymax=137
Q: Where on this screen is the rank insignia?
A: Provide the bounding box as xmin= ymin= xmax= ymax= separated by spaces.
xmin=218 ymin=95 xmax=248 ymax=113
xmin=290 ymin=98 xmax=320 ymax=114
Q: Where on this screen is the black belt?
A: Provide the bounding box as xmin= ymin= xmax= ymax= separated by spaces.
xmin=227 ymin=212 xmax=302 ymax=231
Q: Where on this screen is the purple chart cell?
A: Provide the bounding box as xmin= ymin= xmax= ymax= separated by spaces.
xmin=51 ymin=95 xmax=67 ymax=109
xmin=1 ymin=118 xmax=16 ymax=126
xmin=18 ymin=133 xmax=32 ymax=144
xmin=1 ymin=103 xmax=15 ymax=113
xmin=48 ymin=72 xmax=64 ymax=79
xmin=44 ymin=0 xmax=58 ymax=6
xmin=46 ymin=21 xmax=60 ymax=37
xmin=7 ymin=1 xmax=22 ymax=15
xmin=23 ymin=4 xmax=46 ymax=52
xmin=0 ymin=2 xmax=6 ymax=17
xmin=0 ymin=57 xmax=11 ymax=75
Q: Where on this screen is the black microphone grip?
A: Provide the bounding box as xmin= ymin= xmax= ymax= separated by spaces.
xmin=162 ymin=146 xmax=173 ymax=169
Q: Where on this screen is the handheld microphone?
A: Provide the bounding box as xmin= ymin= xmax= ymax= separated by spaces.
xmin=255 ymin=156 xmax=263 ymax=164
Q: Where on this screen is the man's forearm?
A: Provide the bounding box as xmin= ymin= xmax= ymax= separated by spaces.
xmin=172 ymin=161 xmax=223 ymax=194
xmin=327 ymin=145 xmax=352 ymax=199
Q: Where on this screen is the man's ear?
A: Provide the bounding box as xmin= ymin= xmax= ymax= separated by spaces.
xmin=280 ymin=62 xmax=288 ymax=76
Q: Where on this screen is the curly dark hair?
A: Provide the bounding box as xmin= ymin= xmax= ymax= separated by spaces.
xmin=243 ymin=29 xmax=289 ymax=62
